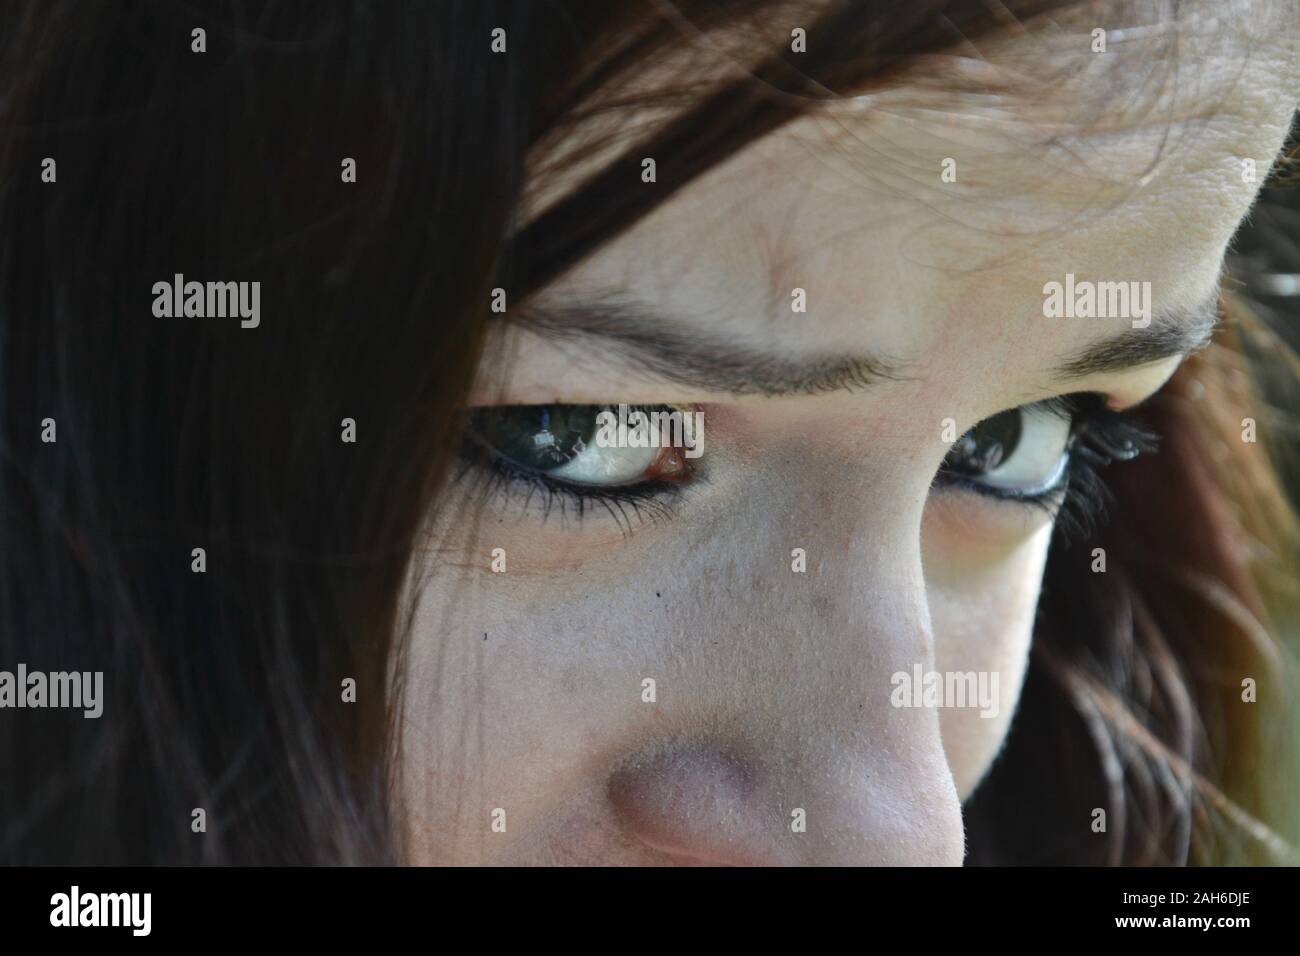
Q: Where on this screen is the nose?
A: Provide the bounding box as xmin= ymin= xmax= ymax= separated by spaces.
xmin=605 ymin=452 xmax=965 ymax=866
xmin=607 ymin=727 xmax=963 ymax=866
xmin=607 ymin=744 xmax=768 ymax=865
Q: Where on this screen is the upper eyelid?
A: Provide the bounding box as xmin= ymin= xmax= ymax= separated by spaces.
xmin=1033 ymin=396 xmax=1078 ymax=423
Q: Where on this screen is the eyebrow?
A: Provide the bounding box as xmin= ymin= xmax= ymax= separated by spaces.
xmin=514 ymin=292 xmax=1218 ymax=398
xmin=1050 ymin=295 xmax=1220 ymax=380
xmin=516 ymin=299 xmax=902 ymax=397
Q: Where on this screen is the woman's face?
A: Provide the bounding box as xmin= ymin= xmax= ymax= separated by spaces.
xmin=399 ymin=5 xmax=1299 ymax=864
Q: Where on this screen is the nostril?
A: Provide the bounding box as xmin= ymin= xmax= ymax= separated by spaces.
xmin=606 ymin=741 xmax=767 ymax=865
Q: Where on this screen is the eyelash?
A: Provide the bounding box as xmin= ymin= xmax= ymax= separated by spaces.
xmin=932 ymin=394 xmax=1157 ymax=538
xmin=454 ymin=442 xmax=695 ymax=534
xmin=458 ymin=394 xmax=1157 ymax=537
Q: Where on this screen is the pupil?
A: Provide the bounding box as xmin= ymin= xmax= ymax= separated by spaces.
xmin=945 ymin=409 xmax=1021 ymax=476
xmin=477 ymin=405 xmax=600 ymax=471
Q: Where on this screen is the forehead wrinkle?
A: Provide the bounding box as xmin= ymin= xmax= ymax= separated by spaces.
xmin=829 ymin=0 xmax=1289 ymax=150
xmin=793 ymin=30 xmax=1297 ymax=269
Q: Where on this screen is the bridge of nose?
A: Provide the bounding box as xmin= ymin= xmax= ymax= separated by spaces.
xmin=602 ymin=484 xmax=963 ymax=865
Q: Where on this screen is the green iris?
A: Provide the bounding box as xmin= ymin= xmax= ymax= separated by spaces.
xmin=472 ymin=405 xmax=602 ymax=472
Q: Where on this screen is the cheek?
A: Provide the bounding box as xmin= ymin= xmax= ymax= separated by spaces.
xmin=922 ymin=499 xmax=1054 ymax=797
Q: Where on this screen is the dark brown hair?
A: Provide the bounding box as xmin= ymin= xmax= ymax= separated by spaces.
xmin=0 ymin=0 xmax=1294 ymax=864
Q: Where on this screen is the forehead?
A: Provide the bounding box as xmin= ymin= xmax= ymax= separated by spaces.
xmin=504 ymin=0 xmax=1299 ymax=412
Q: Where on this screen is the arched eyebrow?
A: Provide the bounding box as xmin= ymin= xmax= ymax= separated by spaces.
xmin=515 ymin=298 xmax=904 ymax=397
xmin=514 ymin=290 xmax=1218 ymax=398
xmin=1050 ymin=293 xmax=1219 ymax=381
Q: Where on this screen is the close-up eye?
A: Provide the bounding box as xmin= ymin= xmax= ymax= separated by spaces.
xmin=466 ymin=404 xmax=692 ymax=488
xmin=937 ymin=395 xmax=1155 ymax=513
xmin=939 ymin=403 xmax=1073 ymax=497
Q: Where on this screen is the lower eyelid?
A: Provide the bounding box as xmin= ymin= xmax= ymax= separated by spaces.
xmin=978 ymin=452 xmax=1071 ymax=499
xmin=463 ymin=448 xmax=691 ymax=531
xmin=934 ymin=471 xmax=1068 ymax=509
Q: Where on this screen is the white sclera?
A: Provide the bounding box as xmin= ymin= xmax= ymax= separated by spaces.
xmin=545 ymin=428 xmax=662 ymax=486
xmin=976 ymin=406 xmax=1072 ymax=495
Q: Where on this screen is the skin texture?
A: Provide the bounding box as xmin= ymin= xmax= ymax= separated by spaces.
xmin=397 ymin=2 xmax=1300 ymax=864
